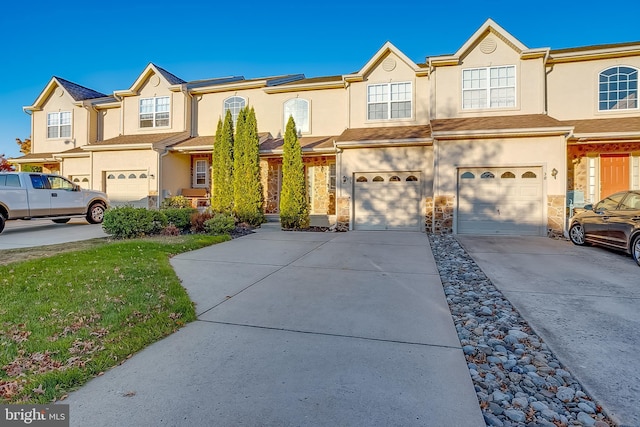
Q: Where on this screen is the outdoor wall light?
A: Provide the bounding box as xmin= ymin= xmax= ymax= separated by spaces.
xmin=342 ymin=176 xmax=348 ymax=183
xmin=551 ymin=168 xmax=558 ymax=179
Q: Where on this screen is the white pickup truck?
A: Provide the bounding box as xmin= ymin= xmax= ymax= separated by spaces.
xmin=0 ymin=172 xmax=109 ymax=234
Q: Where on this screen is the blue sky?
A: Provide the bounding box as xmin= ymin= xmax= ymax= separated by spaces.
xmin=1 ymin=0 xmax=639 ymax=158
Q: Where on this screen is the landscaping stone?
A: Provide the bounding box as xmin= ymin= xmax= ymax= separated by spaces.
xmin=428 ymin=234 xmax=614 ymax=427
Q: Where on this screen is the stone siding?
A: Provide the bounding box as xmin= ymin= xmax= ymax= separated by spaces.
xmin=428 ymin=195 xmax=454 ymax=234
xmin=336 ymin=196 xmax=350 ymax=231
xmin=547 ymin=195 xmax=565 ymax=237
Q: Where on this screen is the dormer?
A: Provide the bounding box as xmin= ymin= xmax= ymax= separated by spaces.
xmin=23 ymin=77 xmax=108 ymax=153
xmin=114 ymin=63 xmax=189 ymax=135
xmin=428 ymin=19 xmax=549 ymax=119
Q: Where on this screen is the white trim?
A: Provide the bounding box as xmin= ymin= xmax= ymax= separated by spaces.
xmin=192 ymin=158 xmax=209 ymax=188
xmin=597 ymin=65 xmax=639 ymax=112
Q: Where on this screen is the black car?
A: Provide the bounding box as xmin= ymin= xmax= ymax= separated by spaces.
xmin=569 ymin=190 xmax=640 ymax=266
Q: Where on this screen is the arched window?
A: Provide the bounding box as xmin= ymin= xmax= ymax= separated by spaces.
xmin=481 ymin=171 xmax=495 ymax=179
xmin=460 ymin=172 xmax=475 ymax=179
xmin=283 ymin=98 xmax=309 ymax=133
xmin=118 ymin=174 xmax=126 ymax=179
xmin=599 ymin=66 xmax=638 ymax=111
xmin=501 ymin=171 xmax=515 ymax=178
xmin=107 ymin=174 xmax=115 ymax=179
xmin=128 ymin=173 xmax=137 ymax=179
xmin=356 ymin=176 xmax=368 ymax=182
xmin=389 ymin=175 xmax=401 ymax=182
xmin=372 ymin=176 xmax=384 ymax=182
xmin=73 ymin=178 xmax=80 ymax=182
xmin=82 ymin=178 xmax=89 ymax=183
xmin=223 ymin=96 xmax=246 ymax=124
xmin=140 ymin=173 xmax=147 ymax=179
xmin=522 ymin=171 xmax=537 ymax=178
xmin=406 ymin=175 xmax=418 ymax=181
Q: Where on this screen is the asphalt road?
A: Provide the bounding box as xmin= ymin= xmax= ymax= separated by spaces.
xmin=0 ymin=218 xmax=108 ymax=250
xmin=457 ymin=235 xmax=640 ymax=427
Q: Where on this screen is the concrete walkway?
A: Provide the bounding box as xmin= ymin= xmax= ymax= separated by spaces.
xmin=65 ymin=228 xmax=484 ymax=426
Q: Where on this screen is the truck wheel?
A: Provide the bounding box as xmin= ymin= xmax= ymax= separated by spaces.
xmin=52 ymin=218 xmax=71 ymax=224
xmin=0 ymin=214 xmax=5 ymax=234
xmin=86 ymin=203 xmax=105 ymax=224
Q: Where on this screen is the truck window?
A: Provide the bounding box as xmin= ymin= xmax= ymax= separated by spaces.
xmin=47 ymin=175 xmax=74 ymax=190
xmin=30 ymin=174 xmax=50 ymax=190
xmin=1 ymin=174 xmax=21 ymax=187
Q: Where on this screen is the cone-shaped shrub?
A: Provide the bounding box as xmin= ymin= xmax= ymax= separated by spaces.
xmin=279 ymin=116 xmax=309 ymax=229
xmin=212 ymin=110 xmax=234 ymax=213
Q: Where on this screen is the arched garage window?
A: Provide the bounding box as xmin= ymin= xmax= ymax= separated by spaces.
xmin=460 ymin=172 xmax=475 ymax=179
xmin=356 ymin=176 xmax=368 ymax=182
xmin=406 ymin=175 xmax=418 ymax=181
xmin=522 ymin=171 xmax=537 ymax=178
xmin=372 ymin=176 xmax=384 ymax=182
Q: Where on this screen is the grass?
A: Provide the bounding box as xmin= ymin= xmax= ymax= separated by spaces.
xmin=0 ymin=234 xmax=230 ymax=403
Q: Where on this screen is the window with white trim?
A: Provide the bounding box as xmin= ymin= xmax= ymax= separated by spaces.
xmin=599 ymin=66 xmax=638 ymax=111
xmin=367 ymin=82 xmax=412 ymax=120
xmin=462 ymin=65 xmax=515 ymax=109
xmin=223 ymin=96 xmax=246 ymax=124
xmin=284 ymin=98 xmax=309 ymax=133
xmin=47 ymin=111 xmax=71 ymax=139
xmin=139 ymin=96 xmax=170 ymax=128
xmin=193 ymin=159 xmax=208 ymax=187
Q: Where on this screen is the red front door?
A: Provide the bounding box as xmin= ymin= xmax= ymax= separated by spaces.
xmin=600 ymin=154 xmax=629 ymax=198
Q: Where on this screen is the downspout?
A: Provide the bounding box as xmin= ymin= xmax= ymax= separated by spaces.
xmin=543 ymin=49 xmax=551 ymax=115
xmin=21 ymin=108 xmax=33 ymax=173
xmin=155 ymin=147 xmax=170 ymax=209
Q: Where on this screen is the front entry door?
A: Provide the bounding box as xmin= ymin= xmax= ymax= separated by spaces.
xmin=601 ymin=154 xmax=629 ymax=197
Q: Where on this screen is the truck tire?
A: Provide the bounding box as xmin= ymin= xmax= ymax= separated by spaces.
xmin=86 ymin=203 xmax=105 ymax=224
xmin=0 ymin=213 xmax=5 ymax=234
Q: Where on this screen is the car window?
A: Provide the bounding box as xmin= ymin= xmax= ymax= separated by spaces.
xmin=29 ymin=174 xmax=50 ymax=190
xmin=620 ymin=193 xmax=640 ymax=210
xmin=47 ymin=175 xmax=74 ymax=190
xmin=595 ymin=193 xmax=626 ymax=211
xmin=4 ymin=174 xmax=20 ymax=187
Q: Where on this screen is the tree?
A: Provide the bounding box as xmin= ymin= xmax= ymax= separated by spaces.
xmin=0 ymin=154 xmax=14 ymax=171
xmin=279 ymin=116 xmax=309 ymax=229
xmin=211 ymin=110 xmax=234 ymax=214
xmin=16 ymin=138 xmax=31 ymax=155
xmin=233 ymin=107 xmax=264 ymax=225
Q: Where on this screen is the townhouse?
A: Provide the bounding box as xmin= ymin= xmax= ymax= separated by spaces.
xmin=13 ymin=19 xmax=640 ymax=235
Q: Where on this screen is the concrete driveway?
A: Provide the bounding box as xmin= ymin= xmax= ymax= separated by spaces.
xmin=457 ymin=236 xmax=640 ymax=427
xmin=65 ymin=229 xmax=484 ymax=426
xmin=0 ymin=218 xmax=107 ymax=249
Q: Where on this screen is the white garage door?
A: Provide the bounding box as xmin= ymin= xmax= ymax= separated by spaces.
xmin=106 ymin=171 xmax=149 ymax=207
xmin=457 ymin=167 xmax=544 ymax=235
xmin=353 ymin=172 xmax=421 ymax=231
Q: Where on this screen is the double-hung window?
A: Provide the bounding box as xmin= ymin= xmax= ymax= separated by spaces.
xmin=599 ymin=66 xmax=638 ymax=111
xmin=47 ymin=111 xmax=71 ymax=139
xmin=283 ymin=98 xmax=310 ymax=133
xmin=462 ymin=65 xmax=515 ymax=109
xmin=367 ymin=82 xmax=412 ymax=120
xmin=139 ymin=96 xmax=170 ymax=128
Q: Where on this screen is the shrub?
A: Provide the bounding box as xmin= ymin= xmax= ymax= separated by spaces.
xmin=279 ymin=116 xmax=309 ymax=229
xmin=163 ymin=207 xmax=197 ymax=230
xmin=161 ymin=224 xmax=181 ymax=236
xmin=160 ymin=196 xmax=193 ymax=209
xmin=204 ymin=213 xmax=236 ymax=235
xmin=102 ymin=206 xmax=167 ymax=239
xmin=190 ymin=211 xmax=214 ymax=233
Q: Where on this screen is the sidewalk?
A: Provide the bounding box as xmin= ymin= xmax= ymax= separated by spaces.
xmin=64 ymin=230 xmax=484 ymax=426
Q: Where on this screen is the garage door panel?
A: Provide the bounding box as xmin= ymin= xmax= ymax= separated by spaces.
xmin=106 ymin=170 xmax=149 ymax=208
xmin=354 ymin=173 xmax=421 ymax=231
xmin=457 ymin=167 xmax=543 ymax=236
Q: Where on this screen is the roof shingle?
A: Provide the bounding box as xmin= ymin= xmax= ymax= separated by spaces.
xmin=336 ymin=125 xmax=432 ymax=142
xmin=431 ymin=115 xmax=566 ymax=132
xmin=54 ymin=77 xmax=107 ymax=101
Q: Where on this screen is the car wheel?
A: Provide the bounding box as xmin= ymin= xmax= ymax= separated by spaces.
xmin=86 ymin=203 xmax=105 ymax=224
xmin=569 ymin=223 xmax=587 ymax=246
xmin=0 ymin=213 xmax=5 ymax=234
xmin=632 ymin=235 xmax=640 ymax=267
xmin=52 ymin=218 xmax=71 ymax=224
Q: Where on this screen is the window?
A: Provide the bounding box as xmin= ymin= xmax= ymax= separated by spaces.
xmin=140 ymin=96 xmax=170 ymax=128
xmin=406 ymin=175 xmax=418 ymax=182
xmin=460 ymin=172 xmax=475 ymax=179
xmin=462 ymin=66 xmax=515 ymax=109
xmin=599 ymin=66 xmax=638 ymax=111
xmin=501 ymin=172 xmax=516 ymax=179
xmin=284 ymin=98 xmax=309 ymax=133
xmin=356 ymin=176 xmax=368 ymax=182
xmin=0 ymin=174 xmax=20 ymax=187
xmin=389 ymin=176 xmax=401 ymax=182
xmin=328 ymin=163 xmax=336 ymax=190
xmin=224 ymin=96 xmax=246 ymax=124
xmin=481 ymin=172 xmax=495 ymax=179
xmin=620 ymin=192 xmax=640 ymax=210
xmin=30 ymin=174 xmax=49 ymax=189
xmin=47 ymin=112 xmax=71 ymax=139
xmin=194 ymin=159 xmax=208 ymax=187
xmin=367 ymin=82 xmax=412 ymax=120
xmin=372 ymin=176 xmax=384 ymax=182
xmin=522 ymin=171 xmax=537 ymax=178
xmin=48 ymin=175 xmax=74 ymax=190
xmin=595 ymin=192 xmax=625 ymax=211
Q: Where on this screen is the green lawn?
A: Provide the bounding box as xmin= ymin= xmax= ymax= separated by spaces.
xmin=0 ymin=234 xmax=229 ymax=403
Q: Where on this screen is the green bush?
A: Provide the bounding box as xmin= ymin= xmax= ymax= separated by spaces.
xmin=190 ymin=211 xmax=214 ymax=233
xmin=160 ymin=196 xmax=192 ymax=209
xmin=204 ymin=213 xmax=236 ymax=235
xmin=102 ymin=206 xmax=168 ymax=239
xmin=163 ymin=207 xmax=197 ymax=230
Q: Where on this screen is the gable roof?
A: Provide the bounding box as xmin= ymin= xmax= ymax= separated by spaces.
xmin=344 ymin=41 xmax=428 ymax=82
xmin=115 ymin=63 xmax=187 ymax=96
xmin=24 ymin=76 xmax=108 ymax=111
xmin=154 ymin=64 xmax=186 ymax=85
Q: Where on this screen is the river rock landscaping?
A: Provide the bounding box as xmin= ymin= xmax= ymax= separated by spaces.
xmin=428 ymin=233 xmax=613 ymax=427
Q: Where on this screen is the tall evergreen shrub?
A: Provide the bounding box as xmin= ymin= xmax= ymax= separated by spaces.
xmin=279 ymin=116 xmax=309 ymax=229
